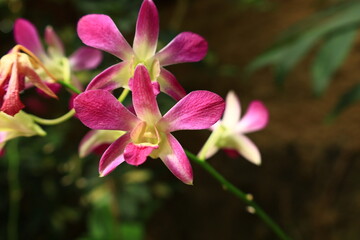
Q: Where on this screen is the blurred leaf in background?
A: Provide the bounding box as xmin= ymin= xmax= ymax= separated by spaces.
xmin=246 ymin=0 xmax=360 ymax=91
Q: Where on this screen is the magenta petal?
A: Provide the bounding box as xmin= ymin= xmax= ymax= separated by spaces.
xmin=99 ymin=133 xmax=131 ymax=177
xmin=161 ymin=90 xmax=224 ymax=132
xmin=77 ymin=14 xmax=133 ymax=60
xmin=69 ymin=47 xmax=103 ymax=71
xmin=236 ymin=101 xmax=269 ymax=134
xmin=157 ymin=68 xmax=186 ymax=101
xmin=1 ymin=63 xmax=24 ymax=116
xmin=124 ymin=142 xmax=157 ymax=166
xmin=160 ymin=134 xmax=193 ymax=185
xmin=45 ymin=26 xmax=64 ymax=56
xmin=155 ymin=32 xmax=208 ymax=66
xmin=74 ymin=89 xmax=139 ymax=130
xmin=132 ymin=65 xmax=161 ymax=123
xmin=86 ymin=62 xmax=130 ymax=91
xmin=133 ymin=0 xmax=159 ymax=60
xmin=14 ymin=18 xmax=46 ymax=58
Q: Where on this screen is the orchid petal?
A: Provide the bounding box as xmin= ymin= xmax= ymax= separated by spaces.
xmin=99 ymin=133 xmax=131 ymax=177
xmin=77 ymin=14 xmax=133 ymax=60
xmin=0 ymin=132 xmax=6 ymax=149
xmin=132 ymin=65 xmax=161 ymax=123
xmin=14 ymin=18 xmax=46 ymax=58
xmin=222 ymin=91 xmax=241 ymax=128
xmin=0 ymin=111 xmax=46 ymax=136
xmin=124 ymin=142 xmax=157 ymax=166
xmin=1 ymin=61 xmax=24 ymax=116
xmin=227 ymin=134 xmax=261 ymax=165
xmin=236 ymin=100 xmax=269 ymax=134
xmin=161 ymin=90 xmax=224 ymax=132
xmin=204 ymin=142 xmax=219 ymax=159
xmin=157 ymin=68 xmax=186 ymax=101
xmin=23 ymin=66 xmax=58 ymax=99
xmin=155 ymin=32 xmax=208 ymax=66
xmin=74 ymin=90 xmax=139 ymax=130
xmin=133 ymin=0 xmax=159 ymax=60
xmin=86 ymin=62 xmax=131 ymax=91
xmin=79 ymin=129 xmax=125 ymax=158
xmin=160 ymin=133 xmax=193 ymax=185
xmin=45 ymin=26 xmax=64 ymax=56
xmin=69 ymin=47 xmax=103 ymax=71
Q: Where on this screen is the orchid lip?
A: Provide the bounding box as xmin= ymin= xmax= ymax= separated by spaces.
xmin=131 ymin=121 xmax=161 ymax=146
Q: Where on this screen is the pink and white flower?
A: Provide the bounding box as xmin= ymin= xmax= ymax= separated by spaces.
xmin=74 ymin=65 xmax=224 ymax=184
xmin=14 ymin=18 xmax=102 ymax=88
xmin=0 ymin=46 xmax=58 ymax=116
xmin=77 ymin=0 xmax=208 ymax=100
xmin=202 ymin=91 xmax=269 ymax=165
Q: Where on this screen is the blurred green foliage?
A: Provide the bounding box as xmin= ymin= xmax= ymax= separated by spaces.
xmin=246 ymin=0 xmax=360 ymax=118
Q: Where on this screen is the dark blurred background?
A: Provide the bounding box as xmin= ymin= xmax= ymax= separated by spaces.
xmin=1 ymin=0 xmax=360 ymax=239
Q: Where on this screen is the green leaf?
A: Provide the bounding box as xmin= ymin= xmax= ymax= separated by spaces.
xmin=312 ymin=29 xmax=357 ymax=96
xmin=327 ymin=83 xmax=360 ymax=121
xmin=273 ymin=35 xmax=317 ymax=85
xmin=246 ymin=1 xmax=360 ymax=85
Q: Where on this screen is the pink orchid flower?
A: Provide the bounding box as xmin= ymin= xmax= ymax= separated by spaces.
xmin=0 ymin=110 xmax=46 ymax=153
xmin=0 ymin=45 xmax=58 ymax=116
xmin=14 ymin=18 xmax=102 ymax=89
xmin=203 ymin=91 xmax=269 ymax=165
xmin=77 ymin=0 xmax=208 ymax=100
xmin=74 ymin=65 xmax=224 ymax=184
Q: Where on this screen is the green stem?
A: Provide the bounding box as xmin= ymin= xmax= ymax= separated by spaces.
xmin=186 ymin=150 xmax=292 ymax=240
xmin=7 ymin=140 xmax=21 ymax=240
xmin=57 ymin=80 xmax=82 ymax=94
xmin=31 ymin=109 xmax=75 ymax=125
xmin=118 ymin=88 xmax=130 ymax=103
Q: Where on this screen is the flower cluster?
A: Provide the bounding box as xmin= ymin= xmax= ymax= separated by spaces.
xmin=0 ymin=0 xmax=269 ymax=184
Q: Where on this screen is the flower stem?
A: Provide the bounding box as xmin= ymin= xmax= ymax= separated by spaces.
xmin=57 ymin=80 xmax=82 ymax=94
xmin=118 ymin=88 xmax=130 ymax=103
xmin=31 ymin=109 xmax=76 ymax=125
xmin=7 ymin=140 xmax=21 ymax=240
xmin=185 ymin=150 xmax=292 ymax=240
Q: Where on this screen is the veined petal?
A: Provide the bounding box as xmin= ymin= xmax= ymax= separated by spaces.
xmin=222 ymin=91 xmax=241 ymax=128
xmin=79 ymin=129 xmax=125 ymax=158
xmin=14 ymin=18 xmax=46 ymax=58
xmin=157 ymin=68 xmax=186 ymax=101
xmin=69 ymin=47 xmax=103 ymax=71
xmin=1 ymin=61 xmax=24 ymax=116
xmin=23 ymin=66 xmax=58 ymax=99
xmin=86 ymin=62 xmax=131 ymax=91
xmin=132 ymin=65 xmax=161 ymax=123
xmin=99 ymin=133 xmax=131 ymax=177
xmin=227 ymin=134 xmax=261 ymax=165
xmin=133 ymin=0 xmax=159 ymax=60
xmin=160 ymin=133 xmax=193 ymax=185
xmin=74 ymin=90 xmax=139 ymax=130
xmin=236 ymin=100 xmax=269 ymax=134
xmin=124 ymin=142 xmax=157 ymax=166
xmin=45 ymin=26 xmax=64 ymax=56
xmin=161 ymin=90 xmax=224 ymax=132
xmin=155 ymin=32 xmax=208 ymax=66
xmin=77 ymin=14 xmax=133 ymax=60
